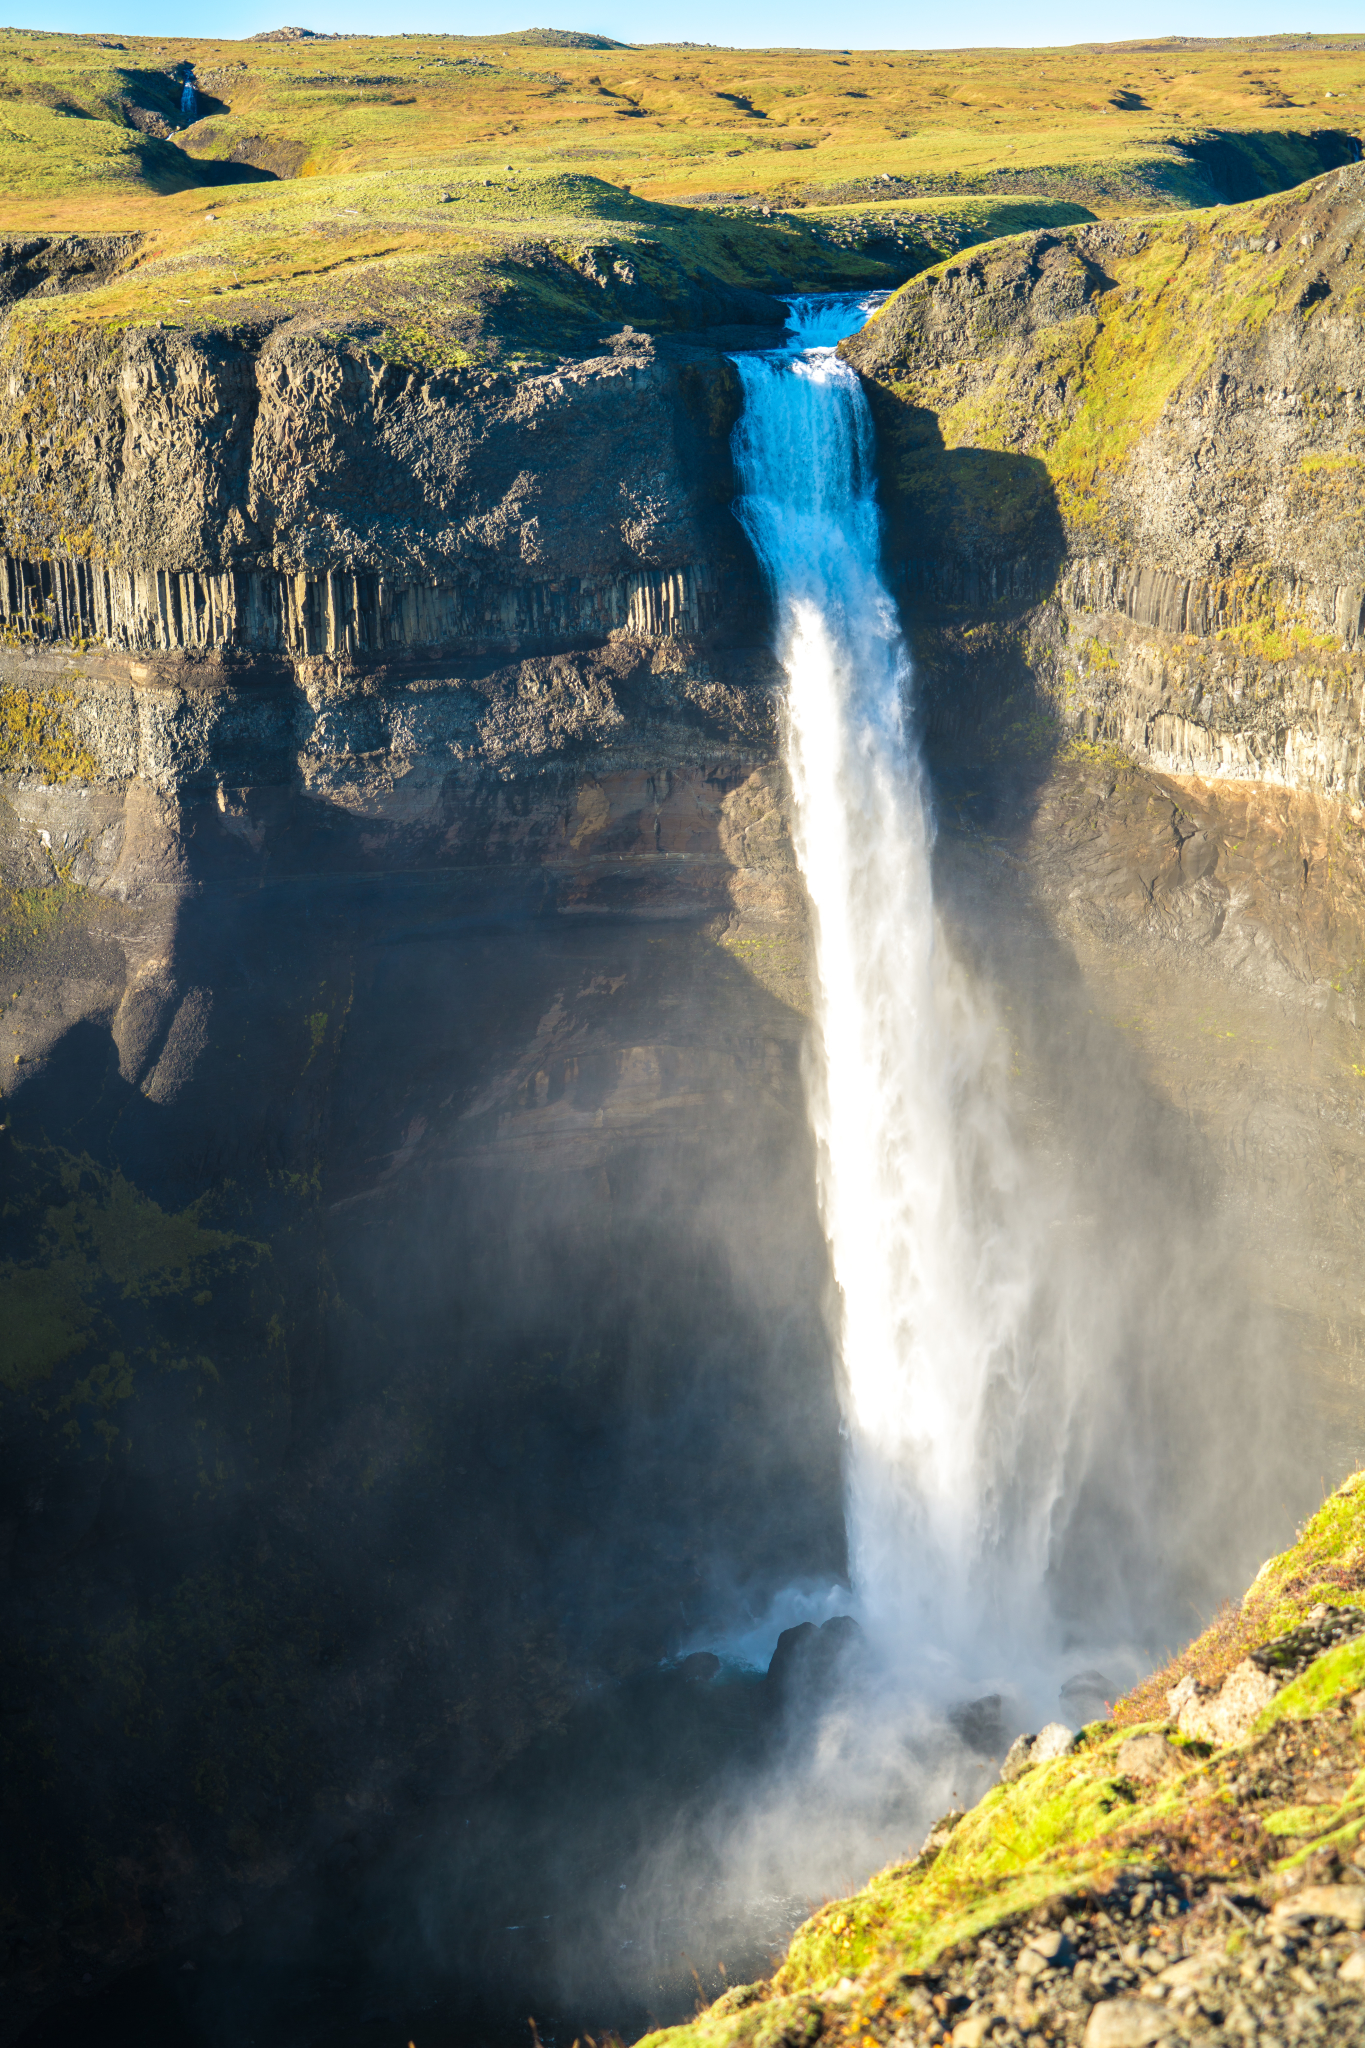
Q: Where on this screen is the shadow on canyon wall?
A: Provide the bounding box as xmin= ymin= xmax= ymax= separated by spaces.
xmin=862 ymin=386 xmax=1068 ymax=627
xmin=864 ymin=388 xmax=1073 ymax=789
xmin=1 ymin=781 xmax=845 ymax=2045
xmin=5 ymin=733 xmax=1349 ymax=2048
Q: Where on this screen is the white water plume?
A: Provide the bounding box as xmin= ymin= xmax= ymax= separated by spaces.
xmin=731 ymin=299 xmax=1082 ymax=1687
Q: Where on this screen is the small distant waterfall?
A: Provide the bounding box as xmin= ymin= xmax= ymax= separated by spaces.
xmin=179 ymin=75 xmax=198 ymax=121
xmin=732 ymin=299 xmax=1079 ymax=1680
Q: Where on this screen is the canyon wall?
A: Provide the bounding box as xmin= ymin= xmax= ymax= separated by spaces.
xmin=12 ymin=165 xmax=1365 ymax=838
xmin=844 ymin=158 xmax=1365 ymax=806
xmin=0 ymin=309 xmax=826 ymax=2037
xmin=0 ymin=318 xmax=795 ymax=900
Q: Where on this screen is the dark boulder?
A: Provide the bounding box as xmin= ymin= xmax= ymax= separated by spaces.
xmin=678 ymin=1650 xmax=721 ymax=1683
xmin=948 ymin=1693 xmax=1005 ymax=1756
xmin=766 ymin=1614 xmax=867 ymax=1711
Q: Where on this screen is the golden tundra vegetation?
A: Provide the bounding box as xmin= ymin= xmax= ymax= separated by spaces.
xmin=1 ymin=25 xmax=1364 ymax=363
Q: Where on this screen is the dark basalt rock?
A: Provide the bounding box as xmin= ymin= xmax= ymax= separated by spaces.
xmin=766 ymin=1613 xmax=868 ymax=1711
xmin=1248 ymin=1603 xmax=1365 ymax=1680
xmin=677 ymin=1650 xmax=722 ymax=1682
xmin=949 ymin=1692 xmax=1006 ymax=1756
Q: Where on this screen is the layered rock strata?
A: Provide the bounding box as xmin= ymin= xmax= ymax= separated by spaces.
xmin=0 ymin=320 xmax=789 ymax=905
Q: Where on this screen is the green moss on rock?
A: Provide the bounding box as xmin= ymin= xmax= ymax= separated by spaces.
xmin=0 ymin=686 xmax=99 ymax=781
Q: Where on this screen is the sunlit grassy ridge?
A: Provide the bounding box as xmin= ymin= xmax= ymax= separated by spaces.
xmin=0 ymin=160 xmax=1096 ymax=369
xmin=0 ymin=27 xmax=1362 ymax=363
xmin=0 ymin=169 xmax=879 ymax=366
xmin=1 ymin=26 xmax=1363 ymax=222
xmin=846 ymin=169 xmax=1365 ymax=602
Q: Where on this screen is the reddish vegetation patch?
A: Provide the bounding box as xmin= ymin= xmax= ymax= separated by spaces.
xmin=1106 ymin=1794 xmax=1273 ymax=1884
xmin=1115 ymin=1600 xmax=1251 ymax=1726
xmin=1114 ymin=1545 xmax=1365 ymax=1727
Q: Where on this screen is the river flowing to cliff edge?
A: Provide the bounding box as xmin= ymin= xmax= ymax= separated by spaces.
xmin=733 ymin=297 xmax=1080 ymax=1682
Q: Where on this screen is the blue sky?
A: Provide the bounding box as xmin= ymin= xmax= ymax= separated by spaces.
xmin=4 ymin=0 xmax=1360 ymax=49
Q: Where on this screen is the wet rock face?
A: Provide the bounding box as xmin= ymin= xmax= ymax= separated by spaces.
xmin=766 ymin=1615 xmax=868 ymax=1717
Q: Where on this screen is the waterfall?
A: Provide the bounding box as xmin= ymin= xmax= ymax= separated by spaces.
xmin=732 ymin=298 xmax=1078 ymax=1685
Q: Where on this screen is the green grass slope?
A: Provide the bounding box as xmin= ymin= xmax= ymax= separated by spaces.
xmin=0 ymin=27 xmax=1361 ymax=221
xmin=842 ymin=162 xmax=1365 ymax=645
xmin=0 ymin=29 xmax=1361 ymax=370
xmin=0 ymin=170 xmax=1099 ymax=372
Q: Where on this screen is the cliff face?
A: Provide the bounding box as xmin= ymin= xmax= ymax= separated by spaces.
xmin=0 ymin=281 xmax=830 ymax=2034
xmin=0 ymin=323 xmax=760 ymax=657
xmin=844 ymin=159 xmax=1365 ymax=803
xmin=0 ymin=318 xmax=791 ymax=902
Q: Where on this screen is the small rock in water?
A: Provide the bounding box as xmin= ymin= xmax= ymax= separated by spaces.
xmin=765 ymin=1614 xmax=866 ymax=1709
xmin=677 ymin=1650 xmax=720 ymax=1683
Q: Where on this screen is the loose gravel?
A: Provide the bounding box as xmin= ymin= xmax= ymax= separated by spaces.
xmin=877 ymin=1867 xmax=1365 ymax=2046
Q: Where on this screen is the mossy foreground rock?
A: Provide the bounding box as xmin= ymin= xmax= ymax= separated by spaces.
xmin=641 ymin=1473 xmax=1365 ymax=2048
